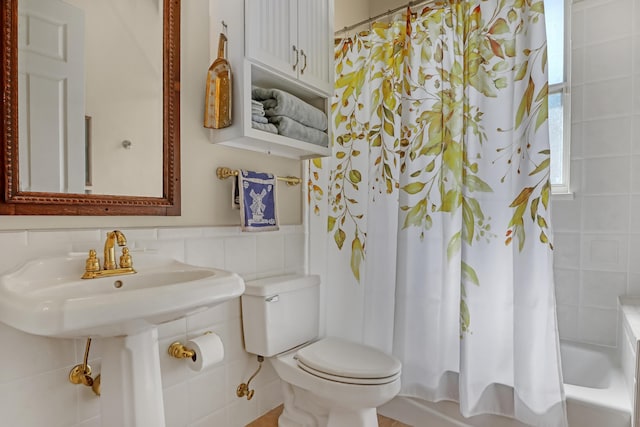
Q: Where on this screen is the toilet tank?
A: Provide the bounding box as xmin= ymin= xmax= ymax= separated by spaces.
xmin=242 ymin=274 xmax=320 ymax=357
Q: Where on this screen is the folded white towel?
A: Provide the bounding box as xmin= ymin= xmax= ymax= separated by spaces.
xmin=252 ymin=86 xmax=328 ymax=131
xmin=251 ymin=121 xmax=278 ymax=134
xmin=252 ymin=115 xmax=268 ymax=124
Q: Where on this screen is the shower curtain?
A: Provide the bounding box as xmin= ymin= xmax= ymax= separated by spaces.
xmin=309 ymin=1 xmax=567 ymax=426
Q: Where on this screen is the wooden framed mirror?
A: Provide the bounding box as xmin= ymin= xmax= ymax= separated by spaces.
xmin=0 ymin=0 xmax=180 ymax=215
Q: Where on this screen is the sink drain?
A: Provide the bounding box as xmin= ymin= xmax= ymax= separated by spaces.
xmin=113 ymin=280 xmax=123 ymax=289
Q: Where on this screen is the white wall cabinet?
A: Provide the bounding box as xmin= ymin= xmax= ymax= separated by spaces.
xmin=208 ymin=0 xmax=333 ymax=159
xmin=245 ymin=0 xmax=333 ymax=96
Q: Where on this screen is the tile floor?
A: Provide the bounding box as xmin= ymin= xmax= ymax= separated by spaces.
xmin=246 ymin=405 xmax=411 ymax=427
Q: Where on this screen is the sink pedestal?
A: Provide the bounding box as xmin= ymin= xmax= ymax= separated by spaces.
xmin=100 ymin=328 xmax=166 ymax=427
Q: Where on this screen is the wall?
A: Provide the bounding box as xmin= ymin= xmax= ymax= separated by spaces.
xmin=0 ymin=0 xmax=305 ymax=426
xmin=0 ymin=225 xmax=305 ymax=427
xmin=553 ymin=0 xmax=640 ymax=347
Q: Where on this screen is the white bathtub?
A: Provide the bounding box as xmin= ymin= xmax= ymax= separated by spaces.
xmin=379 ymin=341 xmax=632 ymax=427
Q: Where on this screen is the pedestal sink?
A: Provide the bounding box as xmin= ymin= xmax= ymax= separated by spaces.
xmin=0 ymin=252 xmax=245 ymax=427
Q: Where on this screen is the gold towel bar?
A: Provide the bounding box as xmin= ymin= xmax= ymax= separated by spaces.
xmin=216 ymin=167 xmax=302 ymax=186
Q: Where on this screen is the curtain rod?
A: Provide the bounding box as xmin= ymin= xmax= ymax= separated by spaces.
xmin=334 ymin=0 xmax=441 ymax=35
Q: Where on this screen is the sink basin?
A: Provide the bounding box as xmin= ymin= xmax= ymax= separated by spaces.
xmin=0 ymin=252 xmax=245 ymax=338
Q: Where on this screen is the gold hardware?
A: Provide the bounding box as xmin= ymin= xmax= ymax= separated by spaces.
xmin=292 ymin=45 xmax=299 ymax=71
xmin=237 ymin=355 xmax=263 ymax=400
xmin=69 ymin=338 xmax=100 ymax=396
xmin=300 ymin=49 xmax=307 ymax=74
xmin=168 ymin=342 xmax=196 ymax=361
xmin=82 ymin=230 xmax=136 ymax=279
xmin=216 ymin=167 xmax=302 ymax=186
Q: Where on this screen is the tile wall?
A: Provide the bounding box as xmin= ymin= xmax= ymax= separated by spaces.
xmin=0 ymin=225 xmax=304 ymax=427
xmin=552 ymin=0 xmax=640 ymax=346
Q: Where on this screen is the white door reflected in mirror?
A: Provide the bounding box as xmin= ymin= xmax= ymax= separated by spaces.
xmin=18 ymin=0 xmax=163 ymax=197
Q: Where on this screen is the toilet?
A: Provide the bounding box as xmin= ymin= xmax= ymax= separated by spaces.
xmin=241 ymin=274 xmax=401 ymax=427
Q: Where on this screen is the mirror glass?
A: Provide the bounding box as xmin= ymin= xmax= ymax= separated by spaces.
xmin=0 ymin=0 xmax=180 ymax=215
xmin=18 ymin=0 xmax=162 ymax=197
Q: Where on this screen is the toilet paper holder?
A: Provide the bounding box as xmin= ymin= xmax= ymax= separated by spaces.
xmin=168 ymin=341 xmax=197 ymax=361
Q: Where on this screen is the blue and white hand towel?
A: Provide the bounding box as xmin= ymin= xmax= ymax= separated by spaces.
xmin=234 ymin=170 xmax=279 ymax=232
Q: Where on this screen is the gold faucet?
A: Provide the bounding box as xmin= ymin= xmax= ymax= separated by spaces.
xmin=82 ymin=230 xmax=136 ymax=279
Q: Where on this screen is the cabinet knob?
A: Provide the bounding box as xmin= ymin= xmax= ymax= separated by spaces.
xmin=292 ymin=45 xmax=299 ymax=71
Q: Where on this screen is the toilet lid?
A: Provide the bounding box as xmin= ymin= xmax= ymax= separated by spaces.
xmin=295 ymin=337 xmax=401 ymax=383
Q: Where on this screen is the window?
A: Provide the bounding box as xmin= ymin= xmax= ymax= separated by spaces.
xmin=545 ymin=0 xmax=571 ymax=194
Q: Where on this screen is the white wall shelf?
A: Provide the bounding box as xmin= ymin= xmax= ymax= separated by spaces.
xmin=208 ymin=0 xmax=333 ymax=160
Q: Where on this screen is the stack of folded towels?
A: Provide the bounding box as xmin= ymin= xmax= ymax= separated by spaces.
xmin=251 ymin=99 xmax=278 ymax=134
xmin=251 ymin=86 xmax=328 ymax=147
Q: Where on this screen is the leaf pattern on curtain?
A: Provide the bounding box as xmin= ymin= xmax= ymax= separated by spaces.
xmin=309 ymin=0 xmax=552 ymax=334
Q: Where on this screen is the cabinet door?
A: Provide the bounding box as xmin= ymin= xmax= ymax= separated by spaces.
xmin=245 ymin=0 xmax=298 ymax=80
xmin=296 ymin=0 xmax=332 ymax=94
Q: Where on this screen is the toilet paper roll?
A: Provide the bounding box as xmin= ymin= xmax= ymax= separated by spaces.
xmin=186 ymin=332 xmax=224 ymax=372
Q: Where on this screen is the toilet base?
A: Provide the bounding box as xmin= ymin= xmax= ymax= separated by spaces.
xmin=278 ymin=381 xmax=379 ymax=427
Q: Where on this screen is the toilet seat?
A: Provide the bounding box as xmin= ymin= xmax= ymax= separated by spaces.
xmin=294 ymin=337 xmax=401 ymax=385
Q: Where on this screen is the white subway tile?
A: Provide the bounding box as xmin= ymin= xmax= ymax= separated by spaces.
xmin=571 ymin=85 xmax=584 ymax=124
xmin=585 ymin=38 xmax=633 ymax=83
xmin=553 ymin=233 xmax=581 ymax=269
xmin=570 ymin=159 xmax=583 ymax=193
xmin=0 ymin=324 xmax=76 ymax=383
xmin=583 ymin=78 xmax=633 ymax=120
xmin=551 ymin=198 xmax=582 ymax=232
xmin=135 ymin=238 xmax=185 ymax=261
xmin=634 ymin=35 xmax=640 ymax=73
xmin=631 ymin=156 xmax=640 ymax=192
xmin=227 ymin=395 xmax=261 ymax=427
xmin=571 ymin=47 xmax=585 ymax=86
xmin=256 ymin=234 xmax=285 ymax=275
xmin=585 ymin=0 xmax=632 ymax=43
xmin=578 ymin=306 xmax=619 ymax=346
xmin=113 ymin=228 xmax=158 ymax=242
xmin=583 ymin=117 xmax=631 ymax=158
xmin=581 ymin=233 xmax=628 ymax=272
xmin=284 ymin=233 xmax=306 ymax=273
xmin=556 ymin=304 xmax=579 ymax=341
xmin=0 ymin=367 xmax=79 ymax=427
xmin=570 ymin=123 xmax=584 ymax=159
xmin=580 ymin=270 xmax=627 ymax=308
xmin=627 ymin=234 xmax=640 ymax=273
xmin=571 ymin=8 xmax=585 ymax=48
xmin=163 ymin=381 xmax=190 ymax=427
xmin=632 ymin=115 xmax=640 ymax=154
xmin=224 ymin=236 xmax=257 ymax=277
xmin=635 ymin=74 xmax=640 ymax=114
xmin=188 ymin=365 xmax=227 ymax=421
xmin=257 ymin=379 xmax=283 ymax=416
xmin=157 ymin=318 xmax=187 ymax=340
xmin=185 ymin=238 xmax=225 ymax=268
xmin=554 ymin=269 xmax=580 ymax=305
xmin=627 ymin=272 xmax=640 ymax=295
xmin=583 ymin=156 xmax=630 ymax=195
xmin=582 ymin=195 xmax=629 ymax=232
xmin=159 ymin=227 xmax=205 ymax=240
